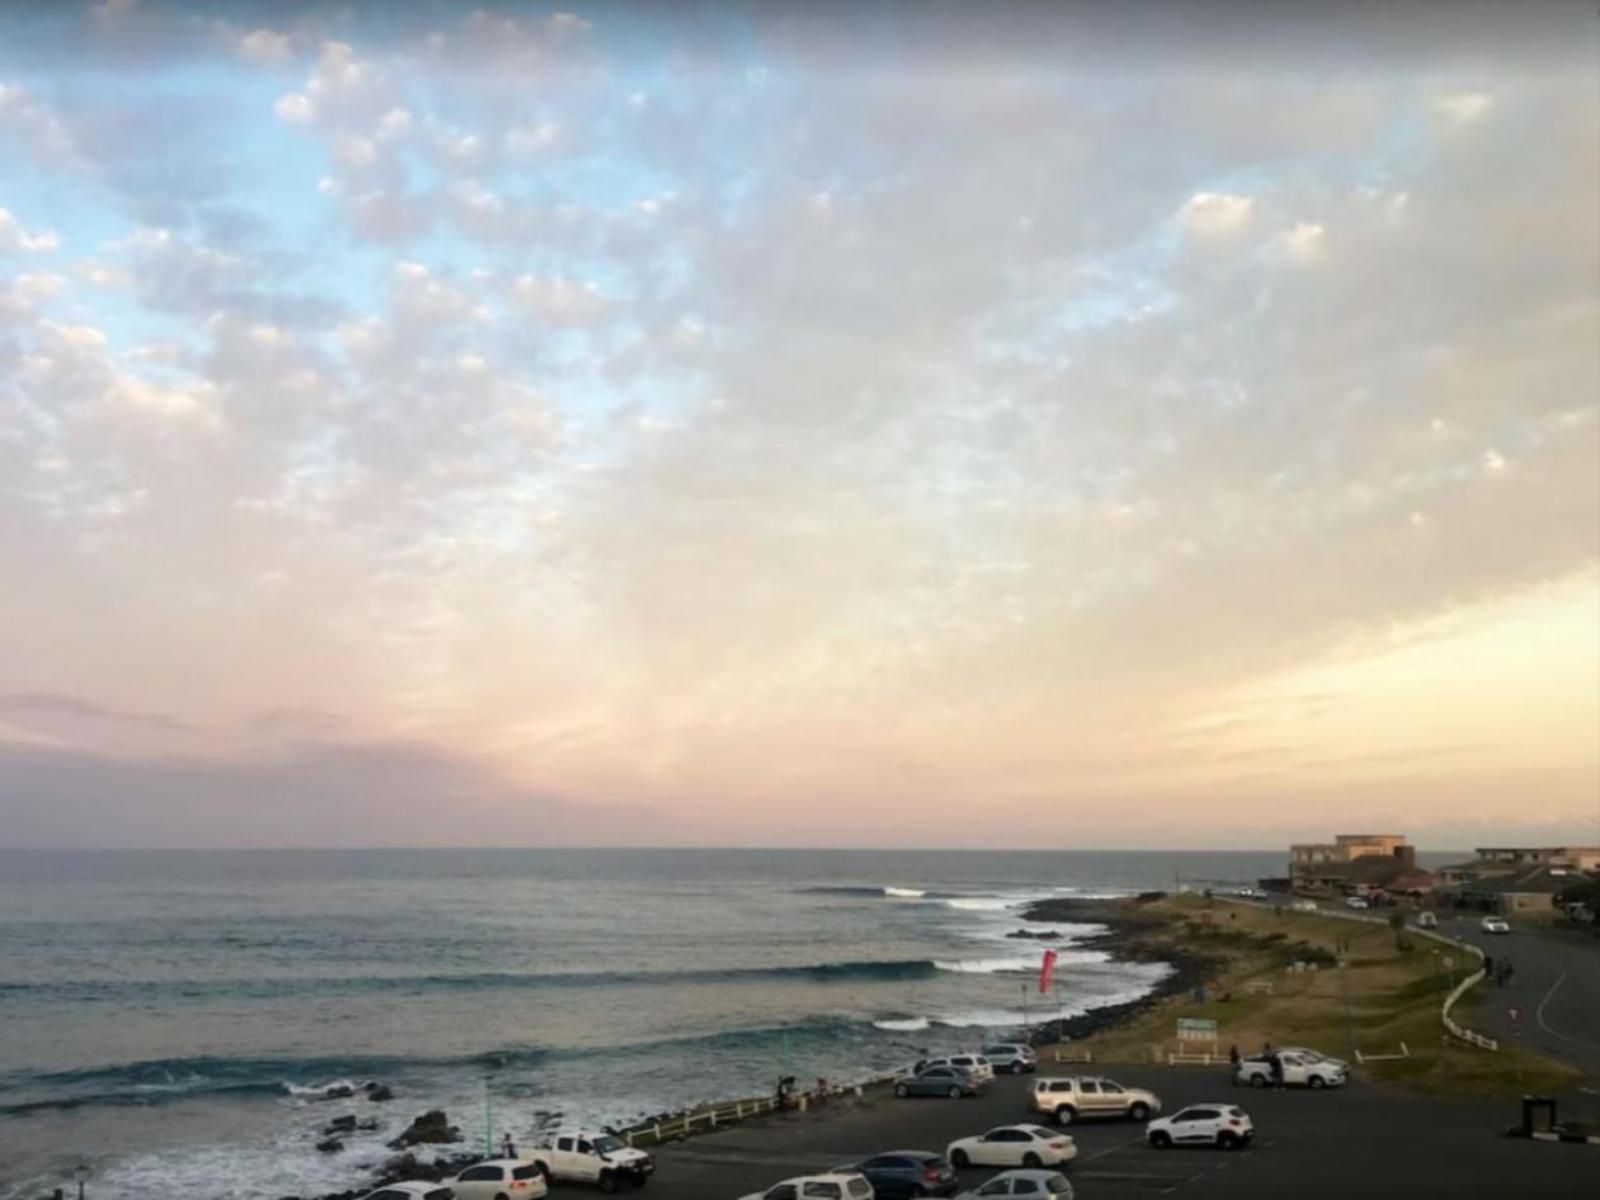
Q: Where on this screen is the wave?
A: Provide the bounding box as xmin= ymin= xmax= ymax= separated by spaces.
xmin=0 ymin=957 xmax=959 ymax=1004
xmin=943 ymin=897 xmax=1018 ymax=912
xmin=871 ymin=1018 xmax=932 ymax=1032
xmin=796 ymin=885 xmax=958 ymax=899
xmin=932 ymin=955 xmax=1040 ymax=974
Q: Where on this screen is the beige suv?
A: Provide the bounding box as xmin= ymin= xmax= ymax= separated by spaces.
xmin=1031 ymin=1076 xmax=1162 ymax=1125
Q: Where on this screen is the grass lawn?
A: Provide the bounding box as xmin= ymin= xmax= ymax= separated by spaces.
xmin=1039 ymin=894 xmax=1582 ymax=1097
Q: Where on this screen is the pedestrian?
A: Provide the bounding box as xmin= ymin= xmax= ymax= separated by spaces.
xmin=501 ymin=1131 xmax=515 ymax=1158
xmin=1269 ymin=1052 xmax=1284 ymax=1090
xmin=1229 ymin=1044 xmax=1241 ymax=1068
xmin=1483 ymin=953 xmax=1494 ymax=981
xmin=1504 ymin=961 xmax=1516 ymax=987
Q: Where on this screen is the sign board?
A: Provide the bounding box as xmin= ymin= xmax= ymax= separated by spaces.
xmin=1176 ymin=1018 xmax=1219 ymax=1042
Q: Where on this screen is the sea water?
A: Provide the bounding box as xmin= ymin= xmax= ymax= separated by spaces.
xmin=0 ymin=847 xmax=1280 ymax=1197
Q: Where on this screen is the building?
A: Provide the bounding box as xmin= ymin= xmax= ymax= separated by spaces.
xmin=1435 ymin=846 xmax=1600 ymax=886
xmin=1454 ymin=865 xmax=1583 ymax=917
xmin=1288 ymin=834 xmax=1429 ymax=894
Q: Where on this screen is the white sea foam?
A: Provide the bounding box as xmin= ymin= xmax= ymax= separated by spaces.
xmin=872 ymin=1017 xmax=932 ymax=1032
xmin=883 ymin=886 xmax=927 ymax=898
xmin=282 ymin=1077 xmax=359 ymax=1098
xmin=933 ymin=955 xmax=1039 ymax=974
xmin=944 ymin=897 xmax=1016 ymax=912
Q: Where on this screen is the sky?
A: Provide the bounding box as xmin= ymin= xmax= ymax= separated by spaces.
xmin=0 ymin=0 xmax=1597 ymax=851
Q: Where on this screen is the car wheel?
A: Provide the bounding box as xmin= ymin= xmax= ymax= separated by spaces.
xmin=1309 ymin=1075 xmax=1326 ymax=1089
xmin=951 ymin=1149 xmax=970 ymax=1168
xmin=1150 ymin=1131 xmax=1172 ymax=1149
xmin=948 ymin=1085 xmax=962 ymax=1099
xmin=1055 ymin=1105 xmax=1076 ymax=1125
xmin=1249 ymin=1074 xmax=1268 ymax=1088
xmin=497 ymin=1194 xmax=510 ymax=1200
xmin=1023 ymin=1152 xmax=1042 ymax=1168
xmin=1217 ymin=1131 xmax=1237 ymax=1150
xmin=599 ymin=1170 xmax=619 ymax=1194
xmin=1129 ymin=1101 xmax=1151 ymax=1121
xmin=895 ymin=1083 xmax=910 ymax=1098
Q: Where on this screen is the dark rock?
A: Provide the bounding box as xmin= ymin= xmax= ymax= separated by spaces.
xmin=387 ymin=1109 xmax=461 ymax=1149
xmin=365 ymin=1084 xmax=395 ymax=1102
xmin=357 ymin=1117 xmax=379 ymax=1131
xmin=1005 ymin=928 xmax=1062 ymax=940
xmin=315 ymin=1137 xmax=344 ymax=1153
xmin=326 ymin=1115 xmax=357 ymax=1133
xmin=321 ymin=1084 xmax=355 ymax=1101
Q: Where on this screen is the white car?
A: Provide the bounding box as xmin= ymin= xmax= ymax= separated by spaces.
xmin=737 ymin=1173 xmax=874 ymax=1200
xmin=956 ymin=1169 xmax=1074 ymax=1198
xmin=1291 ymin=899 xmax=1318 ymax=913
xmin=947 ymin=1125 xmax=1076 ymax=1169
xmin=1278 ymin=1046 xmax=1348 ymax=1072
xmin=359 ymin=1186 xmax=456 ymax=1200
xmin=983 ymin=1042 xmax=1039 ymax=1074
xmin=527 ymin=1131 xmax=655 ymax=1189
xmin=1481 ymin=916 xmax=1511 ymax=934
xmin=1234 ymin=1050 xmax=1346 ymax=1089
xmin=918 ymin=1053 xmax=995 ymax=1084
xmin=448 ymin=1159 xmax=549 ymax=1199
xmin=1146 ymin=1104 xmax=1254 ymax=1149
xmin=1345 ymin=896 xmax=1369 ymax=910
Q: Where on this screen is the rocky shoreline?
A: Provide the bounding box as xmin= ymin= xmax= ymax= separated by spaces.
xmin=1018 ymin=893 xmax=1222 ymax=1047
xmin=284 ymin=893 xmax=1205 ymax=1200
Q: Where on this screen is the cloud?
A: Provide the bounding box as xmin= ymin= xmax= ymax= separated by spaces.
xmin=0 ymin=691 xmax=192 ymax=732
xmin=1181 ymin=191 xmax=1255 ymax=235
xmin=237 ymin=28 xmax=291 ymax=65
xmin=0 ymin=208 xmax=60 ymax=254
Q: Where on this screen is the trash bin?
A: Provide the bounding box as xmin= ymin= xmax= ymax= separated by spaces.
xmin=1521 ymin=1095 xmax=1557 ymax=1135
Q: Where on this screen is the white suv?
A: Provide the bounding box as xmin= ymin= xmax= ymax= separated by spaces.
xmin=449 ymin=1160 xmax=549 ymax=1199
xmin=737 ymin=1173 xmax=874 ymax=1200
xmin=983 ymin=1043 xmax=1039 ymax=1074
xmin=1146 ymin=1104 xmax=1253 ymax=1149
xmin=1031 ymin=1077 xmax=1161 ymax=1124
xmin=918 ymin=1054 xmax=995 ymax=1084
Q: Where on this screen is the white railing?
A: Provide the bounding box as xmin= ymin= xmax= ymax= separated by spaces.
xmin=1051 ymin=1048 xmax=1094 ymax=1063
xmin=1354 ymin=1042 xmax=1411 ymax=1063
xmin=1167 ymin=1051 xmax=1227 ymax=1065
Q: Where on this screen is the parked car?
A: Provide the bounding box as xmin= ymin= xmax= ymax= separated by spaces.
xmin=916 ymin=1054 xmax=995 ymax=1084
xmin=955 ymin=1169 xmax=1074 ymax=1198
xmin=1481 ymin=916 xmax=1511 ymax=934
xmin=833 ymin=1151 xmax=958 ymax=1198
xmin=1030 ymin=1076 xmax=1161 ymax=1124
xmin=1345 ymin=896 xmax=1369 ymax=910
xmin=1233 ymin=1050 xmax=1346 ymax=1089
xmin=946 ymin=1125 xmax=1076 ymax=1169
xmin=983 ymin=1043 xmax=1039 ymax=1074
xmin=1276 ymin=1046 xmax=1348 ymax=1072
xmin=895 ymin=1065 xmax=983 ymax=1099
xmin=527 ymin=1130 xmax=655 ymax=1191
xmin=448 ymin=1160 xmax=549 ymax=1199
xmin=737 ymin=1173 xmax=874 ymax=1200
xmin=359 ymin=1187 xmax=455 ymax=1200
xmin=1146 ymin=1104 xmax=1254 ymax=1149
xmin=1416 ymin=911 xmax=1438 ymax=929
xmin=1290 ymin=899 xmax=1318 ymax=913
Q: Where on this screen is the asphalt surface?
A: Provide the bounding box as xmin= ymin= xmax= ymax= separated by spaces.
xmin=627 ymin=1068 xmax=1597 ymax=1200
xmin=1436 ymin=914 xmax=1600 ymax=1086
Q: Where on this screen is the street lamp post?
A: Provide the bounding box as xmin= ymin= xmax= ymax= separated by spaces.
xmin=73 ymin=1164 xmax=89 ymax=1200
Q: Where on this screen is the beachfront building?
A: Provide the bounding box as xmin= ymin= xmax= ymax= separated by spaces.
xmin=1434 ymin=846 xmax=1600 ymax=886
xmin=1288 ymin=834 xmax=1432 ymax=896
xmin=1452 ymin=866 xmax=1581 ymax=917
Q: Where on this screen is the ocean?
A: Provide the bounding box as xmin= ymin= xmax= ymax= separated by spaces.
xmin=0 ymin=847 xmax=1283 ymax=1198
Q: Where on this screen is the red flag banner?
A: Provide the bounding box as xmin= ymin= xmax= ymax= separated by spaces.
xmin=1039 ymin=948 xmax=1058 ymax=994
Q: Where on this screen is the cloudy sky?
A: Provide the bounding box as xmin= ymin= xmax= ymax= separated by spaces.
xmin=1 ymin=1 xmax=1596 ymax=850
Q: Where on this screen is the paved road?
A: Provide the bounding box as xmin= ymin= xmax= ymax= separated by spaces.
xmin=634 ymin=1068 xmax=1596 ymax=1200
xmin=1438 ymin=915 xmax=1600 ymax=1085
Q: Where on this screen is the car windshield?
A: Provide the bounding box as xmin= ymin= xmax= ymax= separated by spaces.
xmin=592 ymin=1135 xmax=625 ymax=1154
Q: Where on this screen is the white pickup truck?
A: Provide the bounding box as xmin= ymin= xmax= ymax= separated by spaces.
xmin=1233 ymin=1050 xmax=1346 ymax=1090
xmin=528 ymin=1131 xmax=655 ymax=1192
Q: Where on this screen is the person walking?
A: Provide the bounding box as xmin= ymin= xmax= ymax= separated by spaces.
xmin=501 ymin=1131 xmax=516 ymax=1158
xmin=1269 ymin=1052 xmax=1285 ymax=1090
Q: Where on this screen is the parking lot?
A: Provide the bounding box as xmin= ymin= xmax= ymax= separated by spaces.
xmin=639 ymin=1067 xmax=1597 ymax=1199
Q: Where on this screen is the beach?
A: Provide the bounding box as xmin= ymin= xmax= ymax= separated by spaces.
xmin=0 ymin=848 xmax=1275 ymax=1199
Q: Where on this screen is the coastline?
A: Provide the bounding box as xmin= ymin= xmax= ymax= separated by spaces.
xmin=1019 ymin=894 xmax=1221 ymax=1047
xmin=293 ymin=893 xmax=1205 ymax=1199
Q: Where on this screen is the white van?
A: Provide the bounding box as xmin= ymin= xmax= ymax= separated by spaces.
xmin=1416 ymin=911 xmax=1438 ymax=929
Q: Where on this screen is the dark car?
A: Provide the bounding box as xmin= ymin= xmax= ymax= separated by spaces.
xmin=894 ymin=1065 xmax=982 ymax=1099
xmin=836 ymin=1151 xmax=959 ymax=1198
